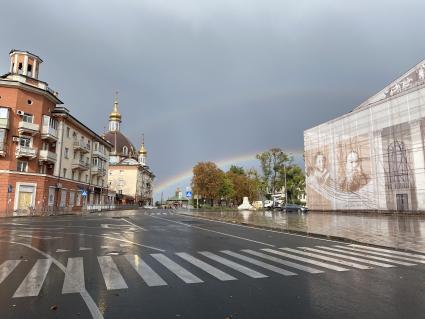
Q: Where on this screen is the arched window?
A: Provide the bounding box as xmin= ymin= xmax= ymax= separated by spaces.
xmin=72 ymin=132 xmax=77 ymax=141
xmin=123 ymin=146 xmax=128 ymax=156
xmin=388 ymin=140 xmax=409 ymax=189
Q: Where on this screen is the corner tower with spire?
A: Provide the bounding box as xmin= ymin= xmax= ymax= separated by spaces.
xmin=109 ymin=92 xmax=122 ymax=132
xmin=138 ymin=134 xmax=147 ymax=166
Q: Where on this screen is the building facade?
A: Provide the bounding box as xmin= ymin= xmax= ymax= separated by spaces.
xmin=304 ymin=59 xmax=425 ymax=212
xmin=104 ymin=98 xmax=154 ymax=205
xmin=0 ymin=50 xmax=112 ymax=216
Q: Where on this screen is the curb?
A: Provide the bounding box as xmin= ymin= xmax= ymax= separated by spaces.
xmin=176 ymin=212 xmax=425 ymax=255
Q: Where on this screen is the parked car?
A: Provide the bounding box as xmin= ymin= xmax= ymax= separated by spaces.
xmin=281 ymin=204 xmax=308 ymax=213
xmin=263 ymin=200 xmax=273 ymax=209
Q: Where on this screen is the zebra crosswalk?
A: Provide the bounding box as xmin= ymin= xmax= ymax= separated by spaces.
xmin=1 ymin=243 xmax=424 ymax=298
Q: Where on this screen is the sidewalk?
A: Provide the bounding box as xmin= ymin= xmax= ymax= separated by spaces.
xmin=179 ymin=210 xmax=425 ymax=253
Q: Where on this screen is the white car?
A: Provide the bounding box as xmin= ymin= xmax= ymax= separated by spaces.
xmin=263 ymin=200 xmax=273 ymax=208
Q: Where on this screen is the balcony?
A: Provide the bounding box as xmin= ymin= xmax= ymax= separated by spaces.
xmin=73 ymin=140 xmax=90 ymax=153
xmin=92 ymin=149 xmax=105 ymax=159
xmin=41 ymin=124 xmax=58 ymax=141
xmin=72 ymin=159 xmax=89 ymax=170
xmin=18 ymin=121 xmax=39 ymax=136
xmin=39 ymin=149 xmax=57 ymax=163
xmin=16 ymin=146 xmax=37 ymax=159
xmin=91 ymin=166 xmax=106 ymax=176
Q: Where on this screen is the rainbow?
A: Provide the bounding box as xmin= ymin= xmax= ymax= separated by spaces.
xmin=154 ymin=149 xmax=304 ymax=196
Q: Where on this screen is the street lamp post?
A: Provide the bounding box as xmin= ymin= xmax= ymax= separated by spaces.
xmin=284 ymin=164 xmax=288 ymax=205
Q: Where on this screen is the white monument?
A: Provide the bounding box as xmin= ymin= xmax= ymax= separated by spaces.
xmin=238 ymin=197 xmax=255 ymax=210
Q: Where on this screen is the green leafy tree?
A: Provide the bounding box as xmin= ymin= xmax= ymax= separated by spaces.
xmin=256 ymin=148 xmax=291 ymax=196
xmin=191 ymin=162 xmax=224 ymax=206
xmin=283 ymin=165 xmax=306 ymax=204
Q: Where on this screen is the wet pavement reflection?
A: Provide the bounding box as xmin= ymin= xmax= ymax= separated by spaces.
xmin=182 ymin=210 xmax=425 ymax=253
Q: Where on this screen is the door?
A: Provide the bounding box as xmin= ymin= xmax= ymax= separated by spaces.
xmin=396 ymin=194 xmax=409 ymax=211
xmin=16 ymin=185 xmax=35 ymax=215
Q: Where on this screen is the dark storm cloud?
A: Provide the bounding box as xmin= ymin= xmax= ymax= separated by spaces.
xmin=2 ymin=0 xmax=425 ymax=194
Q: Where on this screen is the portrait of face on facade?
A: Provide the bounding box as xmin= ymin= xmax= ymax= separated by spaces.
xmin=306 ymin=146 xmax=331 ymax=185
xmin=337 ymin=136 xmax=371 ymax=193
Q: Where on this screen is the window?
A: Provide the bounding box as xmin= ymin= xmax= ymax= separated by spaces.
xmin=85 ymin=175 xmax=88 ymax=183
xmin=78 ymin=172 xmax=82 ymax=181
xmin=0 ymin=129 xmax=6 ymax=151
xmin=388 ymin=140 xmax=410 ymax=189
xmin=72 ymin=171 xmax=75 ymax=180
xmin=42 ymin=142 xmax=48 ymax=151
xmin=22 ymin=113 xmax=33 ymax=123
xmin=64 ymin=148 xmax=69 ymax=159
xmin=19 ymin=137 xmax=31 ymax=147
xmin=63 ymin=168 xmax=67 ymax=178
xmin=18 ymin=62 xmax=23 ymax=74
xmin=27 ymin=99 xmax=33 ymax=105
xmin=17 ymin=160 xmax=28 ymax=172
xmin=66 ymin=127 xmax=70 ymax=138
xmin=123 ymin=146 xmax=128 ymax=156
xmin=69 ymin=191 xmax=75 ymax=207
xmin=27 ymin=64 xmax=32 ymax=77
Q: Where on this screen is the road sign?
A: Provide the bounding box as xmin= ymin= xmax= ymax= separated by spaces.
xmin=7 ymin=184 xmax=13 ymax=193
xmin=81 ymin=191 xmax=87 ymax=197
xmin=186 ymin=191 xmax=192 ymax=198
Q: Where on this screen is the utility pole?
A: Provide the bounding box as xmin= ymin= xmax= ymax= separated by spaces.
xmin=284 ymin=164 xmax=288 ymax=205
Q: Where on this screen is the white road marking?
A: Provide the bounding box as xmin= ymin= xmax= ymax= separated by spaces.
xmin=0 ymin=260 xmax=21 ymax=284
xmin=17 ymin=234 xmax=62 ymax=240
xmin=300 ymin=247 xmax=395 ymax=268
xmin=13 ymin=259 xmax=52 ymax=297
xmin=221 ymin=250 xmax=303 ymax=276
xmin=176 ymin=252 xmax=237 ymax=281
xmin=5 ymin=241 xmax=103 ymax=319
xmin=174 ymin=212 xmax=347 ymax=244
xmin=198 ymin=251 xmax=268 ymax=278
xmin=119 ymin=244 xmax=132 ymax=247
xmin=261 ymin=249 xmax=349 ymax=272
xmin=148 ymin=215 xmax=275 ymax=247
xmin=56 ymin=249 xmax=70 ymax=253
xmin=334 ymin=245 xmax=425 ymax=264
xmin=348 ymin=244 xmax=425 ymax=261
xmin=317 ymin=246 xmax=416 ymax=266
xmin=280 ymin=248 xmax=372 ymax=270
xmin=151 ymin=253 xmax=203 ymax=284
xmin=80 ymin=247 xmax=92 ymax=251
xmin=239 ymin=250 xmax=323 ymax=274
xmin=101 ymin=246 xmax=115 ymax=249
xmin=125 ymin=255 xmax=167 ymax=287
xmin=62 ymin=257 xmax=85 ymax=294
xmin=121 ymin=218 xmax=147 ymax=231
xmin=97 ymin=256 xmax=128 ymax=290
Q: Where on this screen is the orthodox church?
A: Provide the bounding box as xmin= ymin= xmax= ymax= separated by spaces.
xmin=104 ymin=95 xmax=154 ymax=205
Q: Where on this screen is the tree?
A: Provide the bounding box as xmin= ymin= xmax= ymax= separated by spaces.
xmin=256 ymin=148 xmax=291 ymax=196
xmin=191 ymin=162 xmax=224 ymax=206
xmin=284 ymin=165 xmax=306 ymax=204
xmin=226 ymin=168 xmax=260 ymax=205
xmin=218 ymin=175 xmax=235 ymax=206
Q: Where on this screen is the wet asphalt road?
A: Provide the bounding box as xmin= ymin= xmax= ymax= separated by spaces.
xmin=0 ymin=209 xmax=424 ymax=319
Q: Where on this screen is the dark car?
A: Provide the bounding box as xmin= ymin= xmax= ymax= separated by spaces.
xmin=281 ymin=204 xmax=308 ymax=213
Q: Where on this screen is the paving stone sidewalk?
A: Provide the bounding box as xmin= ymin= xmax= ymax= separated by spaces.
xmin=181 ymin=210 xmax=425 ymax=253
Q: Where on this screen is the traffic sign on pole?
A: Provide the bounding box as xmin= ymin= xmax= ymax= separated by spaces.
xmin=186 ymin=191 xmax=192 ymax=198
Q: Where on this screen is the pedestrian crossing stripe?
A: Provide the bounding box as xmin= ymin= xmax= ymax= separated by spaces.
xmin=1 ymin=243 xmax=424 ymax=298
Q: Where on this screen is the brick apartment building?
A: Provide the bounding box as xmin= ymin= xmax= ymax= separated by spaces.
xmin=0 ymin=49 xmax=112 ymax=216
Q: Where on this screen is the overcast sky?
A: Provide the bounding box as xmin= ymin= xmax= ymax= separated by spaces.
xmin=2 ymin=0 xmax=425 ymax=198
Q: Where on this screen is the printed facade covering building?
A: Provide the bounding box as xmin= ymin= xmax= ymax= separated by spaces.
xmin=304 ymin=59 xmax=425 ymax=211
xmin=0 ymin=50 xmax=112 ymax=216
